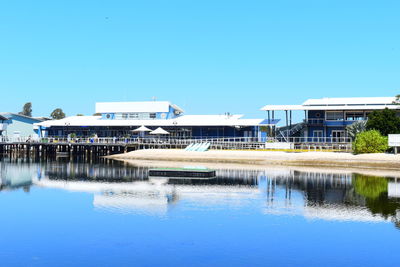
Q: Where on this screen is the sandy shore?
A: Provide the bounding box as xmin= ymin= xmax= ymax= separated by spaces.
xmin=107 ymin=149 xmax=400 ymax=173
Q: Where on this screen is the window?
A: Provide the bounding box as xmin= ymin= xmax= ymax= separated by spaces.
xmin=313 ymin=130 xmax=323 ymax=138
xmin=129 ymin=113 xmax=139 ymax=119
xmin=150 ymin=113 xmax=156 ymax=119
xmin=122 ymin=113 xmax=128 ymax=119
xmin=138 ymin=113 xmax=150 ymax=119
xmin=326 ymin=111 xmax=344 ymax=121
xmin=345 ymin=112 xmax=365 ymax=121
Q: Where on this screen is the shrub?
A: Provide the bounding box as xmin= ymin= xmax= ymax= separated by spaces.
xmin=353 ymin=130 xmax=388 ymax=154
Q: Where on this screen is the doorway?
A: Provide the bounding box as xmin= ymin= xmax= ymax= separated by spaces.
xmin=331 ymin=130 xmax=346 ymax=142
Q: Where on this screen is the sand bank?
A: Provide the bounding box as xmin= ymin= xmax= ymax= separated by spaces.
xmin=107 ymin=149 xmax=400 ymax=173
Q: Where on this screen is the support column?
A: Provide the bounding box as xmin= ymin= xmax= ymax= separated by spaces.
xmin=272 ymin=111 xmax=275 ymax=137
xmin=285 ymin=110 xmax=289 ymax=140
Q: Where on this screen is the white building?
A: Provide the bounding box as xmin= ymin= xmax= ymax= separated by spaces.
xmin=36 ymin=101 xmax=278 ymax=139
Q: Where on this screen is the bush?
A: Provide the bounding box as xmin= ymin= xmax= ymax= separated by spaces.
xmin=353 ymin=130 xmax=388 ymax=154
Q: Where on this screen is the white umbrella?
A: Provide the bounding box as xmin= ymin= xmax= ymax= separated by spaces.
xmin=150 ymin=127 xmax=170 ymax=135
xmin=132 ymin=125 xmax=152 ymax=132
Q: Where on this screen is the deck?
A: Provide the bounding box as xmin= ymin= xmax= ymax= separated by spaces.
xmin=0 ymin=136 xmax=353 ymax=155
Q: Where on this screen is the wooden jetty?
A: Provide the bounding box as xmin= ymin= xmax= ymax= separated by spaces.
xmin=0 ymin=141 xmax=139 ymax=157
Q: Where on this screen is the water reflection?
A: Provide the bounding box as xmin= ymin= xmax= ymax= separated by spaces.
xmin=262 ymin=172 xmax=400 ymax=225
xmin=1 ymin=156 xmax=400 ymax=228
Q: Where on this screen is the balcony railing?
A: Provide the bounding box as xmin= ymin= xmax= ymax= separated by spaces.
xmin=305 ymin=118 xmax=324 ymax=125
xmin=305 ymin=118 xmax=367 ymax=126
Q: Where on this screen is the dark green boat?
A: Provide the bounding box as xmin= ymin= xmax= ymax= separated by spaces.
xmin=148 ymin=167 xmax=216 ymax=179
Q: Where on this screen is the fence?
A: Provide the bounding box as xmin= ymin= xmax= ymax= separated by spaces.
xmin=0 ymin=135 xmax=353 ymax=151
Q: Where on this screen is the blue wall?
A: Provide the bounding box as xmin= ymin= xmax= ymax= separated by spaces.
xmin=306 ymin=110 xmax=361 ymax=138
xmin=308 ymin=110 xmax=325 ymax=119
xmin=1 ymin=114 xmax=42 ymax=138
xmin=45 ymin=125 xmax=261 ymax=138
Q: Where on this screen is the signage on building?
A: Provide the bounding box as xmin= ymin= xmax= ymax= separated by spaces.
xmin=388 ymin=134 xmax=400 ymax=147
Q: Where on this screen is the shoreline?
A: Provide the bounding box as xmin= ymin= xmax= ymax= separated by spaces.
xmin=106 ymin=149 xmax=400 ymax=176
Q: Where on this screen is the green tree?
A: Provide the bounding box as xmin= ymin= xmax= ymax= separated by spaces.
xmin=353 ymin=130 xmax=388 ymax=154
xmin=19 ymin=102 xmax=32 ymax=117
xmin=50 ymin=108 xmax=66 ymax=120
xmin=366 ymin=108 xmax=400 ymax=136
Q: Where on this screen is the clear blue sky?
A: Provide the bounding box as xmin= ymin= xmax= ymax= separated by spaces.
xmin=0 ymin=0 xmax=399 ymax=119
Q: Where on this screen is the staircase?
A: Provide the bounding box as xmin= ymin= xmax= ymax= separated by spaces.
xmin=276 ymin=122 xmax=306 ymax=141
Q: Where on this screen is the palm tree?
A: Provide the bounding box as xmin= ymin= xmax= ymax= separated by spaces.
xmin=346 ymin=120 xmax=367 ymax=140
xmin=393 ymin=94 xmax=400 ymax=104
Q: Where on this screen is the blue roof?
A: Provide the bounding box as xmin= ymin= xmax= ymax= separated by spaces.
xmin=0 ymin=112 xmax=45 ymax=123
xmin=259 ymin=119 xmax=280 ymax=125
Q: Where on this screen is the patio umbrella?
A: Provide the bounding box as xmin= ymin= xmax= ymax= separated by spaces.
xmin=150 ymin=127 xmax=170 ymax=135
xmin=132 ymin=125 xmax=152 ymax=132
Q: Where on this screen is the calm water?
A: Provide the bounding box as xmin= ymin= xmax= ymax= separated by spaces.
xmin=0 ymin=156 xmax=400 ymax=266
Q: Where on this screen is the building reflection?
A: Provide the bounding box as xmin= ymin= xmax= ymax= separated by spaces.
xmin=0 ymin=160 xmax=35 ymax=192
xmin=34 ymin=162 xmax=262 ymax=215
xmin=1 ymin=156 xmax=400 ymax=227
xmin=262 ymin=171 xmax=400 ymax=227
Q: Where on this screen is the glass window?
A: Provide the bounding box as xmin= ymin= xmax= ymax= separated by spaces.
xmin=345 ymin=112 xmax=365 ymax=121
xmin=326 ymin=111 xmax=344 ymax=120
xmin=139 ymin=113 xmax=150 ymax=119
xmin=313 ymin=130 xmax=323 ymax=137
xmin=129 ymin=113 xmax=139 ymax=119
xmin=122 ymin=113 xmax=128 ymax=119
xmin=150 ymin=113 xmax=156 ymax=119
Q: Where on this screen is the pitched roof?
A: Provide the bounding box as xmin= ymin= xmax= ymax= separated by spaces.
xmin=302 ymin=97 xmax=396 ymax=106
xmin=0 ymin=112 xmax=46 ymax=122
xmin=35 ymin=114 xmax=278 ymax=127
xmin=261 ymin=97 xmax=400 ymax=111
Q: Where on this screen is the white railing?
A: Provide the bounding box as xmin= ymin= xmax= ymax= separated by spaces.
xmin=275 ymin=136 xmax=352 ymax=143
xmin=0 ymin=136 xmax=38 ymax=143
xmin=0 ymin=135 xmax=352 ymax=145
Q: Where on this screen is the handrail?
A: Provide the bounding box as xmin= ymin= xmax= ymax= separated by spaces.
xmin=0 ymin=135 xmax=352 ymax=144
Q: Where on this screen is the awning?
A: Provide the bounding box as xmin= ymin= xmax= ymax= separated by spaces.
xmin=132 ymin=125 xmax=152 ymax=132
xmin=150 ymin=127 xmax=170 ymax=135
